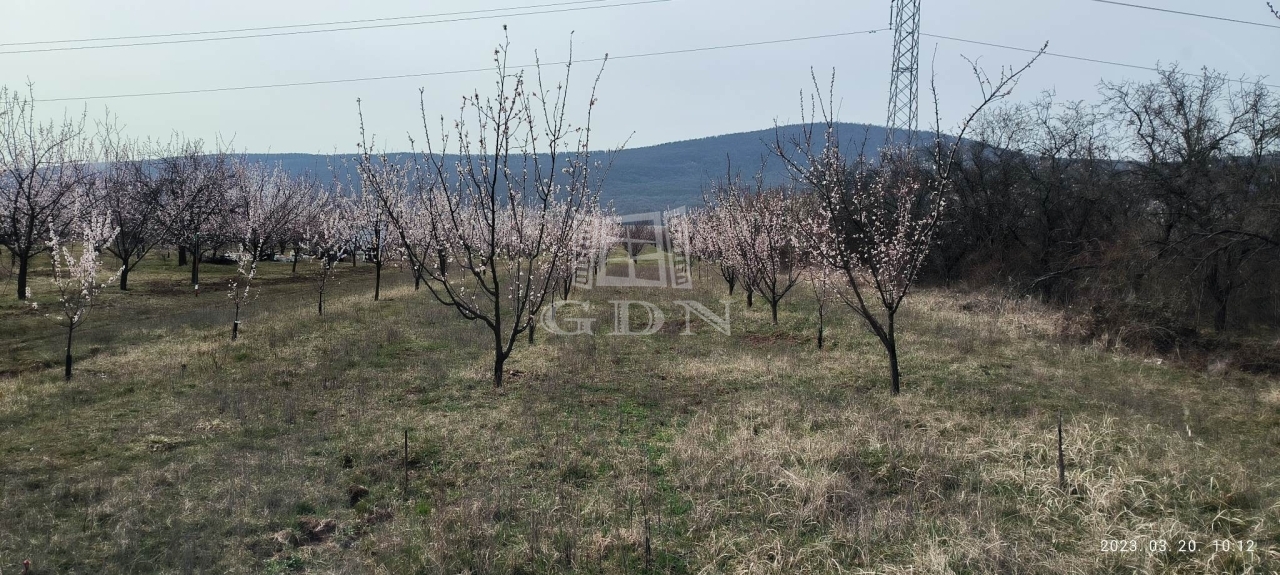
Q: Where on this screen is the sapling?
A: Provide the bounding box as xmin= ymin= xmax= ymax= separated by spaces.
xmin=806 ymin=264 xmax=836 ymax=350
xmin=301 ymin=192 xmax=352 ymax=316
xmin=223 ymin=161 xmax=312 ymax=337
xmin=226 ymin=246 xmax=257 ymax=341
xmin=34 ymin=207 xmax=121 ymax=380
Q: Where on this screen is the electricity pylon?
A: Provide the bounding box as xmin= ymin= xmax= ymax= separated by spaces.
xmin=885 ymin=0 xmax=922 ymax=146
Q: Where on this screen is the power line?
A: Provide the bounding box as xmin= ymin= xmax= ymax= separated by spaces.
xmin=36 ymin=29 xmax=889 ymax=102
xmin=0 ymin=0 xmax=669 ymax=55
xmin=1089 ymin=0 xmax=1280 ymax=30
xmin=920 ymin=32 xmax=1280 ymax=89
xmin=607 ymin=30 xmax=888 ymax=61
xmin=0 ymin=0 xmax=611 ymax=47
xmin=34 ymin=28 xmax=1279 ymax=103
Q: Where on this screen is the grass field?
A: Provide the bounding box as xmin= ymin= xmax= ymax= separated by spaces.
xmin=1 ymin=254 xmax=1277 ymax=574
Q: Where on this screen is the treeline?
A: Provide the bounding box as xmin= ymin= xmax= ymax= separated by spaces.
xmin=682 ymin=64 xmax=1276 ymax=387
xmin=0 ymin=86 xmax=392 ymax=302
xmin=932 ymin=66 xmax=1279 ymax=336
xmin=6 ymin=56 xmax=1275 ymax=390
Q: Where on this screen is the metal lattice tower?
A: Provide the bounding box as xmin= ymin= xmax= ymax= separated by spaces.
xmin=885 ymin=0 xmax=922 ymax=145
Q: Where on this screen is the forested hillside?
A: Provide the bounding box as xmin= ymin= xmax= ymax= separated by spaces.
xmin=245 ymin=123 xmax=891 ymax=213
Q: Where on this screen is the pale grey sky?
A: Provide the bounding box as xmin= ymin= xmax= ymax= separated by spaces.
xmin=2 ymin=0 xmax=1277 ymax=154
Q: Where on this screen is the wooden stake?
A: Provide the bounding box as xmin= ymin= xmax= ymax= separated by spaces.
xmin=644 ymin=514 xmax=652 ymax=572
xmin=1057 ymin=411 xmax=1066 ymax=490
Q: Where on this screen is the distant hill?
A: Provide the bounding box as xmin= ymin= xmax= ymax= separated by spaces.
xmin=594 ymin=123 xmax=892 ymax=212
xmin=247 ymin=123 xmax=892 ymax=213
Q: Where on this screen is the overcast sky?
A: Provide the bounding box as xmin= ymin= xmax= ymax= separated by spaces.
xmin=2 ymin=0 xmax=1277 ymax=154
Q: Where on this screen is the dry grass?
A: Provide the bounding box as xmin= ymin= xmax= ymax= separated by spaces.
xmin=0 ymin=259 xmax=1276 ymax=573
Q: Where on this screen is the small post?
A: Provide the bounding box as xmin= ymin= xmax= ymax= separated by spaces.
xmin=644 ymin=514 xmax=652 ymax=572
xmin=1057 ymin=410 xmax=1066 ymax=490
xmin=65 ymin=327 xmax=74 ymax=381
xmin=817 ymin=308 xmax=825 ymax=350
xmin=403 ymin=429 xmax=410 ymax=497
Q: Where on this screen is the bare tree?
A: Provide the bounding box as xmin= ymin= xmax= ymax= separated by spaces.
xmin=1103 ymin=66 xmax=1280 ymax=330
xmin=97 ymin=125 xmax=165 ymax=291
xmin=0 ymin=85 xmax=93 ymax=300
xmin=359 ymin=37 xmax=608 ymax=388
xmin=929 ymin=103 xmax=1033 ymax=286
xmin=622 ymin=222 xmax=656 ymax=262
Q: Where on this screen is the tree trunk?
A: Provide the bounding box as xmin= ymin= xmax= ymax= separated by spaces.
xmin=746 ymin=289 xmax=754 ymax=308
xmin=178 ymin=246 xmax=187 ymax=267
xmin=770 ymin=300 xmax=779 ymax=325
xmin=528 ymin=323 xmax=535 ymax=344
xmin=817 ymin=308 xmax=825 ymax=350
xmin=887 ymin=336 xmax=901 ymax=396
xmin=414 ymin=273 xmax=420 ymax=291
xmin=292 ymin=250 xmax=300 ymax=274
xmin=16 ymin=254 xmax=29 ymax=300
xmin=493 ymin=352 xmax=505 ymax=389
xmin=64 ymin=326 xmax=74 ymax=381
xmin=191 ymin=248 xmax=201 ymax=287
xmin=1206 ymin=261 xmax=1233 ymax=332
xmin=374 ymin=260 xmax=382 ymax=301
xmin=119 ymin=266 xmax=130 ymax=291
xmin=318 ymin=290 xmax=324 ymax=316
xmin=1213 ymin=298 xmax=1229 ymax=332
xmin=232 ymin=319 xmax=240 ymax=341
